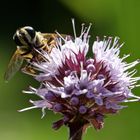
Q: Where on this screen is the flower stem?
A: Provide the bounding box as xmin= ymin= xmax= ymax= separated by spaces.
xmin=68 ymin=122 xmax=84 ymax=140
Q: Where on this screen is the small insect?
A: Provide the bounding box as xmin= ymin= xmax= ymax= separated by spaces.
xmin=4 ymin=26 xmax=68 ymax=81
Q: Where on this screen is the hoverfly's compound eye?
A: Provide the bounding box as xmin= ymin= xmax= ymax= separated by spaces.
xmin=24 ymin=26 xmax=36 ymax=39
xmin=13 ymin=33 xmax=23 ymax=46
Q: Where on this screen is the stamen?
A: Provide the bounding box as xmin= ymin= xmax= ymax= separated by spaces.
xmin=118 ymin=42 xmax=124 ymax=49
xmin=127 ymin=69 xmax=137 ymax=77
xmin=124 ymin=60 xmax=140 ymax=70
xmin=130 ymin=94 xmax=140 ymax=99
xmin=112 ymin=42 xmax=124 ymax=54
xmin=130 ymin=77 xmax=140 ymax=82
xmin=56 ymin=37 xmax=62 ymax=48
xmin=22 ymin=90 xmax=34 ymax=94
xmin=106 ymin=37 xmax=113 ymax=49
xmin=54 ymin=76 xmax=64 ymax=86
xmin=88 ymin=72 xmax=92 ymax=80
xmin=121 ymin=54 xmax=130 ymax=60
xmin=86 ymin=23 xmax=92 ymax=35
xmin=18 ymin=106 xmax=38 ymax=112
xmin=102 ymin=36 xmax=107 ymax=47
xmin=71 ymin=18 xmax=77 ymax=39
xmin=96 ymin=36 xmax=100 ymax=42
xmin=79 ymin=27 xmax=87 ymax=38
xmin=81 ymin=23 xmax=85 ymax=35
xmin=87 ymin=35 xmax=91 ymax=44
xmin=47 ymin=87 xmax=61 ymax=94
xmin=135 ymin=84 xmax=140 ymax=87
xmin=104 ymin=80 xmax=111 ymax=87
xmin=112 ymin=37 xmax=120 ymax=48
xmin=124 ymin=99 xmax=140 ymax=102
xmin=41 ymin=107 xmax=46 ymax=119
xmin=103 ymin=36 xmax=107 ymax=41
xmin=80 ymin=61 xmax=84 ymax=75
xmin=55 ymin=30 xmax=66 ymax=42
xmin=29 ymin=86 xmax=37 ymax=91
xmin=130 ymin=84 xmax=140 ymax=89
xmin=33 ymin=47 xmax=43 ymax=55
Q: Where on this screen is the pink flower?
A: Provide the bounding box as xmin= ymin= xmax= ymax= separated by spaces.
xmin=19 ymin=20 xmax=140 ymax=139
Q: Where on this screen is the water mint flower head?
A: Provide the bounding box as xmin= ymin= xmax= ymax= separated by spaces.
xmin=20 ymin=20 xmax=140 ymax=140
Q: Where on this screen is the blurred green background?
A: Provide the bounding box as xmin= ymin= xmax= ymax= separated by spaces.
xmin=0 ymin=0 xmax=140 ymax=140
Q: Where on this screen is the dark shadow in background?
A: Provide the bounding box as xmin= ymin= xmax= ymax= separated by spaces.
xmin=0 ymin=0 xmax=82 ymax=110
xmin=0 ymin=0 xmax=82 ymax=42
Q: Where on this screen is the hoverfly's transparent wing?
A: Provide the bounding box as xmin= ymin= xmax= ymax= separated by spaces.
xmin=42 ymin=33 xmax=72 ymax=52
xmin=42 ymin=33 xmax=71 ymax=43
xmin=4 ymin=49 xmax=24 ymax=82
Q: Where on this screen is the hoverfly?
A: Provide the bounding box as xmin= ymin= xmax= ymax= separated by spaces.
xmin=4 ymin=26 xmax=69 ymax=81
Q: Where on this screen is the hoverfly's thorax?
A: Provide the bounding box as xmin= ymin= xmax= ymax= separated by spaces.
xmin=34 ymin=32 xmax=45 ymax=48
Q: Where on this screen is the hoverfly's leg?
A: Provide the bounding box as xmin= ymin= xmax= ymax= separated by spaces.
xmin=21 ymin=65 xmax=37 ymax=76
xmin=47 ymin=40 xmax=57 ymax=53
xmin=20 ymin=49 xmax=33 ymax=61
xmin=21 ymin=55 xmax=37 ymax=76
xmin=21 ymin=49 xmax=37 ymax=75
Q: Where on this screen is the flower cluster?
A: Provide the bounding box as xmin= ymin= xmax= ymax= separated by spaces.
xmin=20 ymin=22 xmax=140 ymax=133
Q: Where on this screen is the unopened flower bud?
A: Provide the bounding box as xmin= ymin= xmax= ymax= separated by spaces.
xmin=97 ymin=74 xmax=105 ymax=80
xmin=53 ymin=103 xmax=63 ymax=112
xmin=45 ymin=91 xmax=56 ymax=101
xmin=79 ymin=105 xmax=87 ymax=114
xmin=86 ymin=91 xmax=94 ymax=99
xmin=70 ymin=96 xmax=79 ymax=105
xmin=86 ymin=64 xmax=96 ymax=73
xmin=86 ymin=59 xmax=94 ymax=65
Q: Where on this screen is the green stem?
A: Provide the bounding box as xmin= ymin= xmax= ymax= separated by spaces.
xmin=68 ymin=122 xmax=83 ymax=140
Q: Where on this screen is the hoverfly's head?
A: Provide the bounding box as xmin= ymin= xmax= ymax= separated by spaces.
xmin=13 ymin=26 xmax=36 ymax=47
